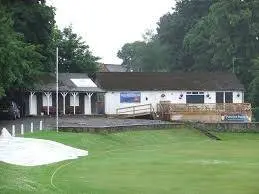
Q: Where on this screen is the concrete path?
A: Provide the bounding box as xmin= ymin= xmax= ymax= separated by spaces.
xmin=0 ymin=115 xmax=170 ymax=135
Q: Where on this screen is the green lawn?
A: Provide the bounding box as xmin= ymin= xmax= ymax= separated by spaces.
xmin=1 ymin=129 xmax=259 ymax=194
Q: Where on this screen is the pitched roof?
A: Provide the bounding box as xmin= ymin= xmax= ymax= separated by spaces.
xmin=95 ymin=72 xmax=244 ymax=91
xmin=98 ymin=63 xmax=126 ymax=72
xmin=31 ymin=73 xmax=104 ymax=92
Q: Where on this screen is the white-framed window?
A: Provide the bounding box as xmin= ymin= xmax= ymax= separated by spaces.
xmin=186 ymin=91 xmax=205 ymax=104
xmin=42 ymin=94 xmax=53 ymax=106
xmin=70 ymin=94 xmax=79 ymax=106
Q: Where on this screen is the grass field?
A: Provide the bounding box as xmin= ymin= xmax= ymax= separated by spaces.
xmin=1 ymin=129 xmax=259 ymax=194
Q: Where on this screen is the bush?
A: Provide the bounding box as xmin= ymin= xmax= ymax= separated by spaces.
xmin=252 ymin=107 xmax=259 ymax=122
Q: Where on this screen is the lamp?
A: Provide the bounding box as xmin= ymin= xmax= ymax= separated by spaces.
xmin=179 ymin=93 xmax=183 ymax=99
xmin=206 ymin=94 xmax=211 ymax=99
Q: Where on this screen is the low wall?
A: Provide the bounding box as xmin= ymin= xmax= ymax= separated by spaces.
xmin=171 ymin=113 xmax=221 ymax=122
xmin=203 ymin=122 xmax=259 ymax=133
xmin=59 ymin=123 xmax=184 ymax=133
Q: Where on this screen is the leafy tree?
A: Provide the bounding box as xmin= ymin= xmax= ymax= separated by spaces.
xmin=118 ymin=29 xmax=170 ymax=72
xmin=2 ymin=0 xmax=55 ymax=71
xmin=184 ymin=0 xmax=259 ymax=102
xmin=157 ymin=0 xmax=213 ymax=71
xmin=0 ymin=6 xmax=42 ymax=96
xmin=56 ymin=25 xmax=99 ymax=73
xmin=117 ymin=41 xmax=146 ymax=72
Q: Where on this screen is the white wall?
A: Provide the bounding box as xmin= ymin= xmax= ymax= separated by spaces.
xmin=70 ymin=94 xmax=79 ymax=106
xmin=84 ymin=95 xmax=91 ymax=115
xmin=42 ymin=94 xmax=52 ymax=106
xmin=104 ymin=90 xmax=245 ymax=115
xmin=105 ymin=91 xmax=186 ymax=115
xmin=204 ymin=92 xmax=216 ymax=104
xmin=233 ymin=91 xmax=243 ymax=103
xmin=29 ymin=94 xmax=37 ymax=115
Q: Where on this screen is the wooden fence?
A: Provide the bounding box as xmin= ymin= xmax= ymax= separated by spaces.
xmin=157 ymin=103 xmax=252 ymax=120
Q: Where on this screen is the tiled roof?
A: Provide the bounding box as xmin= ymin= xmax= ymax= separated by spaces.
xmin=31 ymin=73 xmax=104 ymax=92
xmin=95 ymin=72 xmax=244 ymax=91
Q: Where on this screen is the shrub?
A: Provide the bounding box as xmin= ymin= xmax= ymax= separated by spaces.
xmin=252 ymin=107 xmax=259 ymax=122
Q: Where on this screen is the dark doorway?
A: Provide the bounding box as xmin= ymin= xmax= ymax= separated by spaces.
xmin=225 ymin=92 xmax=233 ymax=103
xmin=96 ymin=93 xmax=105 ymax=114
xmin=216 ymin=92 xmax=224 ymax=103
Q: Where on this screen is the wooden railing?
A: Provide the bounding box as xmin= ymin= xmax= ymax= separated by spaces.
xmin=157 ymin=103 xmax=251 ymax=115
xmin=116 ymin=104 xmax=154 ymax=115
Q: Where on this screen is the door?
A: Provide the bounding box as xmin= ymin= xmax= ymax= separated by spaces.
xmin=96 ymin=93 xmax=105 ymax=114
xmin=216 ymin=92 xmax=224 ymax=103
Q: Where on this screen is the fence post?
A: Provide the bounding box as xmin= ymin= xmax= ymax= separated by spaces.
xmin=21 ymin=124 xmax=24 ymax=135
xmin=12 ymin=125 xmax=15 ymax=137
xmin=40 ymin=120 xmax=43 ymax=131
xmin=30 ymin=122 xmax=33 ymax=133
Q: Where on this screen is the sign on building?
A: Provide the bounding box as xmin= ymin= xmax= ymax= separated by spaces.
xmin=120 ymin=92 xmax=141 ymax=103
xmin=221 ymin=114 xmax=250 ymax=122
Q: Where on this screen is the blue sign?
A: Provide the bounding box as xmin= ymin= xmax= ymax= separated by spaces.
xmin=222 ymin=114 xmax=250 ymax=122
xmin=120 ymin=92 xmax=141 ymax=103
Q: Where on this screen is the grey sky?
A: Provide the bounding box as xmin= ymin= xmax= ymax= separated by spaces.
xmin=47 ymin=0 xmax=174 ymax=64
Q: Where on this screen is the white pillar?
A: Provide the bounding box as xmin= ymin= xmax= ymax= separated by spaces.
xmin=30 ymin=122 xmax=33 ymax=133
xmin=21 ymin=124 xmax=24 ymax=135
xmin=71 ymin=92 xmax=78 ymax=115
xmin=44 ymin=92 xmax=52 ymax=115
xmin=39 ymin=120 xmax=43 ymax=131
xmin=84 ymin=95 xmax=88 ymax=115
xmin=86 ymin=93 xmax=93 ymax=115
xmin=29 ymin=92 xmax=35 ymax=115
xmin=12 ymin=125 xmax=15 ymax=137
xmin=61 ymin=92 xmax=68 ymax=115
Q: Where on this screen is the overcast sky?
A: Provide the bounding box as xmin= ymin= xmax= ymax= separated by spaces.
xmin=47 ymin=0 xmax=174 ymax=64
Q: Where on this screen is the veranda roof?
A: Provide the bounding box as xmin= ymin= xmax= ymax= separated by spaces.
xmin=29 ymin=73 xmax=104 ymax=92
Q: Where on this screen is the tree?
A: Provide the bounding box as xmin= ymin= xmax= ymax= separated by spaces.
xmin=117 ymin=41 xmax=146 ymax=72
xmin=157 ymin=0 xmax=213 ymax=71
xmin=184 ymin=0 xmax=259 ymax=102
xmin=56 ymin=25 xmax=99 ymax=73
xmin=117 ymin=38 xmax=170 ymax=72
xmin=2 ymin=0 xmax=56 ymax=71
xmin=0 ymin=6 xmax=42 ymax=96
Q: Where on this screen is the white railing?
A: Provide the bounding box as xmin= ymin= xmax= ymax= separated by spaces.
xmin=1 ymin=120 xmax=43 ymax=137
xmin=116 ymin=104 xmax=154 ymax=116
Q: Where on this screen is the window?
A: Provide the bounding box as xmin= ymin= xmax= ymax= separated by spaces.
xmin=187 ymin=92 xmax=192 ymax=94
xmin=186 ymin=95 xmax=204 ymax=103
xmin=97 ymin=93 xmax=104 ymax=102
xmin=225 ymin=92 xmax=233 ymax=103
xmin=192 ymin=92 xmax=199 ymax=94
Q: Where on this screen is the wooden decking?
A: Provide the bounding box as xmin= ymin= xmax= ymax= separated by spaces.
xmin=157 ymin=103 xmax=251 ymax=113
xmin=157 ymin=103 xmax=252 ymax=121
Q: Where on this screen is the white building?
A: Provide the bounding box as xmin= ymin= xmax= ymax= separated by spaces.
xmin=94 ymin=72 xmax=245 ymax=115
xmin=24 ymin=72 xmax=246 ymax=120
xmin=25 ymin=73 xmax=104 ymax=116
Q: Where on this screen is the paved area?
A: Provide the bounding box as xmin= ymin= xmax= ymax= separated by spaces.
xmin=0 ymin=115 xmax=170 ymax=135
